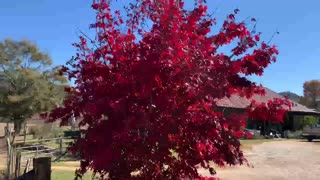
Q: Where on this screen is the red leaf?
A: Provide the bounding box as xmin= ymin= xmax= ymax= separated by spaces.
xmin=228 ymin=14 xmax=235 ymax=20
xmin=40 ymin=113 xmax=47 ymax=120
xmin=254 ymin=35 xmax=260 ymax=41
xmin=91 ymin=3 xmax=99 ymax=10
xmin=155 ymin=75 xmax=162 ymax=87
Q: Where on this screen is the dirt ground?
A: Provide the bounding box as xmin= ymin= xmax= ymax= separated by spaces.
xmin=199 ymin=140 xmax=320 ymax=180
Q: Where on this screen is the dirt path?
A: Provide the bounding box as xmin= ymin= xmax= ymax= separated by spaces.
xmin=199 ymin=140 xmax=320 ymax=180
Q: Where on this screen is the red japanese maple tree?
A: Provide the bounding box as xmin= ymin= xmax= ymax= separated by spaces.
xmin=49 ymin=0 xmax=291 ymax=179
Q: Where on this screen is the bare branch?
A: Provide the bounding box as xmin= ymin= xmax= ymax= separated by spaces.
xmin=267 ymin=30 xmax=279 ymax=45
xmin=76 ymin=27 xmax=100 ymax=50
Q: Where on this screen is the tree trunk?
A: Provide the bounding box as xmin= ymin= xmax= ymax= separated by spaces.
xmin=23 ymin=123 xmax=28 ymax=143
xmin=14 ymin=121 xmax=22 ymax=135
xmin=260 ymin=121 xmax=266 ymax=136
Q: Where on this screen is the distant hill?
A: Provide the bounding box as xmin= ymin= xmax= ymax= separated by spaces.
xmin=279 ymin=91 xmax=301 ymax=103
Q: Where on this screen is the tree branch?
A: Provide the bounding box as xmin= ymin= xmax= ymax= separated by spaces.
xmin=267 ymin=30 xmax=279 ymax=45
xmin=0 ymin=65 xmax=17 ymax=91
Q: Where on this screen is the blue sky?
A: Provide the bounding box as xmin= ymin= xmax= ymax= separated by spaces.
xmin=1 ymin=0 xmax=320 ymax=96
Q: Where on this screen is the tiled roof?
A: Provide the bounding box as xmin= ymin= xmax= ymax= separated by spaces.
xmin=216 ymin=87 xmax=320 ymax=114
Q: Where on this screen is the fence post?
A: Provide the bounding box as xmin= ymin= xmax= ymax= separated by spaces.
xmin=59 ymin=136 xmax=63 ymax=155
xmin=33 ymin=157 xmax=51 ymax=180
xmin=14 ymin=151 xmax=21 ymax=179
xmin=36 ymin=146 xmax=38 ymax=157
xmin=23 ymin=124 xmax=27 ymax=144
xmin=11 ymin=147 xmax=15 ymax=178
xmin=6 ymin=136 xmax=11 ymax=179
xmin=24 ymin=159 xmax=30 ymax=174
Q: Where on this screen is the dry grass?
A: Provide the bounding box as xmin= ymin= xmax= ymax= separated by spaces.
xmin=240 ymin=139 xmax=274 ymax=150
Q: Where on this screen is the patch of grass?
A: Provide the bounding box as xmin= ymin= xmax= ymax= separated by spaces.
xmin=51 ymin=170 xmax=76 ymax=180
xmin=52 ymin=160 xmax=80 ymax=167
xmin=52 ymin=161 xmax=73 ymax=167
xmin=25 ymin=134 xmax=35 ymax=141
xmin=53 ymin=153 xmax=79 ymax=162
xmin=240 ymin=139 xmax=273 ymax=150
xmin=42 ymin=138 xmax=74 ymax=149
xmin=51 ymin=170 xmax=97 ymax=180
xmin=52 ymin=170 xmax=77 ymax=180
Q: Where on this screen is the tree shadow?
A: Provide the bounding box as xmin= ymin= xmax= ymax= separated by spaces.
xmin=298 ymin=139 xmax=320 ymax=143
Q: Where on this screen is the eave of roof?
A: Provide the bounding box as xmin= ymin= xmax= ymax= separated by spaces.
xmin=216 ymin=87 xmax=320 ymax=115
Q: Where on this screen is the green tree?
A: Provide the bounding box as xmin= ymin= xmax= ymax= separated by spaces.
xmin=301 ymin=116 xmax=319 ymax=128
xmin=0 ymin=39 xmax=67 ymax=134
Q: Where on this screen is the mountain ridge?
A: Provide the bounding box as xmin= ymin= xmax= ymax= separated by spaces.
xmin=279 ymin=91 xmax=301 ymax=103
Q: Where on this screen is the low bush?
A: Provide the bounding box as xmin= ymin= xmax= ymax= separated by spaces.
xmin=29 ymin=123 xmax=64 ymax=139
xmin=287 ymin=130 xmax=302 ymax=139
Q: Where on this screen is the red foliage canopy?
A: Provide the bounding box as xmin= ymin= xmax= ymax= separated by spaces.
xmin=49 ymin=0 xmax=290 ymax=179
xmin=247 ymin=98 xmax=292 ymax=123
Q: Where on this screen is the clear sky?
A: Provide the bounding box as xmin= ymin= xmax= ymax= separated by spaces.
xmin=1 ymin=0 xmax=319 ymax=96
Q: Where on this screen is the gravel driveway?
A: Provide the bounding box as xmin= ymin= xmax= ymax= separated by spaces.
xmin=199 ymin=140 xmax=320 ymax=180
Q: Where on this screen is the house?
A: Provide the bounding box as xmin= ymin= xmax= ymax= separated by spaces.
xmin=215 ymin=87 xmax=320 ymax=135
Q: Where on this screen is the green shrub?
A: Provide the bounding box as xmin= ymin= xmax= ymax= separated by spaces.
xmin=29 ymin=123 xmax=64 ymax=139
xmin=29 ymin=125 xmax=41 ymax=137
xmin=287 ymin=130 xmax=302 ymax=139
xmin=301 ymin=116 xmax=318 ymax=128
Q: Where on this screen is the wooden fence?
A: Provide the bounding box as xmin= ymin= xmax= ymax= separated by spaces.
xmin=6 ymin=135 xmax=73 ymax=179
